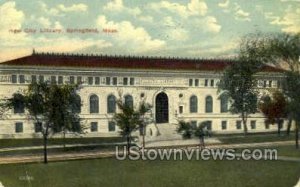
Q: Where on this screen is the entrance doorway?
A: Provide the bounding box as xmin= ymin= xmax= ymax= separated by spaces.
xmin=155 ymin=92 xmax=169 ymax=123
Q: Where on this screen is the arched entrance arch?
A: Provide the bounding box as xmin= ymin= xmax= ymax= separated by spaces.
xmin=155 ymin=92 xmax=169 ymax=123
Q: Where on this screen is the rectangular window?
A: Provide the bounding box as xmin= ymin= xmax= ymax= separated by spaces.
xmin=250 ymin=120 xmax=256 ymax=129
xmin=108 ymin=121 xmax=116 ymax=132
xmin=263 ymin=80 xmax=267 ymax=88
xmin=58 ymin=76 xmax=63 ymax=84
xmin=179 ymin=106 xmax=183 ymax=114
xmin=210 ymin=79 xmax=214 ymax=87
xmin=269 ymin=80 xmax=272 ymax=88
xmin=15 ymin=122 xmax=23 ymax=133
xmin=204 ymin=79 xmax=208 ymax=87
xmin=70 ymin=76 xmax=75 ymax=84
xmin=123 ymin=77 xmax=128 ymax=85
xmin=195 ymin=79 xmax=199 ymax=86
xmin=31 ymin=75 xmax=37 ymax=83
xmin=265 ymin=123 xmax=270 ymax=129
xmin=277 ymin=80 xmax=281 ymax=88
xmin=91 ymin=122 xmax=98 ymax=132
xmin=106 ymin=77 xmax=111 ymax=85
xmin=12 ymin=75 xmax=17 ymax=83
xmin=206 ymin=121 xmax=212 ymax=130
xmin=34 ymin=122 xmax=42 ymax=133
xmin=51 ymin=76 xmax=56 ymax=84
xmin=113 ymin=77 xmax=117 ymax=85
xmin=221 ymin=121 xmax=227 ymax=130
xmin=191 ymin=121 xmax=197 ymax=128
xmin=95 ymin=77 xmax=100 ymax=85
xmin=130 ymin=77 xmax=135 ymax=85
xmin=77 ymin=76 xmax=82 ymax=84
xmin=39 ymin=75 xmax=44 ymax=83
xmin=189 ymin=79 xmax=193 ymax=86
xmin=236 ymin=121 xmax=242 ymax=130
xmin=88 ymin=77 xmax=93 ymax=85
xmin=19 ymin=75 xmax=25 ymax=83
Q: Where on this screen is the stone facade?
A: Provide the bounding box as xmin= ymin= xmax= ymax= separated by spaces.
xmin=0 ymin=54 xmax=289 ymax=138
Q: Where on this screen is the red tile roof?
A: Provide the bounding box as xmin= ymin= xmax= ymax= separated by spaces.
xmin=0 ymin=53 xmax=284 ymax=73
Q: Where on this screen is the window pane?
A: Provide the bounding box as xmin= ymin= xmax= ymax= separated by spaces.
xmin=204 ymin=79 xmax=208 ymax=86
xmin=106 ymin=77 xmax=110 ymax=85
xmin=12 ymin=75 xmax=17 ymax=83
xmin=205 ymin=96 xmax=213 ymax=113
xmin=107 ymin=95 xmax=116 ymax=113
xmin=88 ymin=77 xmax=93 ymax=85
xmin=130 ymin=78 xmax=134 ymax=85
xmin=91 ymin=122 xmax=98 ymax=132
xmin=190 ymin=96 xmax=198 ymax=113
xmin=251 ymin=121 xmax=256 ymax=129
xmin=90 ymin=95 xmax=99 ymax=113
xmin=113 ymin=77 xmax=117 ymax=85
xmin=95 ymin=77 xmax=100 ymax=85
xmin=221 ymin=121 xmax=227 ymax=130
xmin=39 ymin=75 xmax=44 ymax=83
xmin=72 ymin=95 xmax=81 ymax=113
xmin=206 ymin=121 xmax=212 ymax=130
xmin=123 ymin=77 xmax=128 ymax=85
xmin=220 ymin=95 xmax=228 ymax=113
xmin=31 ymin=75 xmax=37 ymax=83
xmin=15 ymin=122 xmax=23 ymax=133
xmin=125 ymin=95 xmax=133 ymax=108
xmin=51 ymin=76 xmax=56 ymax=84
xmin=58 ymin=76 xmax=63 ymax=84
xmin=179 ymin=106 xmax=183 ymax=114
xmin=70 ymin=76 xmax=75 ymax=84
xmin=210 ymin=79 xmax=214 ymax=87
xmin=77 ymin=76 xmax=82 ymax=84
xmin=19 ymin=75 xmax=25 ymax=83
xmin=14 ymin=94 xmax=25 ymax=114
xmin=108 ymin=121 xmax=116 ymax=132
xmin=35 ymin=122 xmax=42 ymax=133
xmin=189 ymin=79 xmax=193 ymax=86
xmin=195 ymin=79 xmax=199 ymax=86
xmin=236 ymin=121 xmax=242 ymax=129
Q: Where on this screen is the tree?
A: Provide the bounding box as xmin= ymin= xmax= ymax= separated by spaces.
xmin=114 ymin=97 xmax=152 ymax=155
xmin=218 ymin=61 xmax=260 ymax=135
xmin=259 ymin=91 xmax=287 ymax=135
xmin=242 ymin=32 xmax=300 ymax=148
xmin=177 ymin=121 xmax=211 ymax=148
xmin=0 ymin=82 xmax=83 ymax=163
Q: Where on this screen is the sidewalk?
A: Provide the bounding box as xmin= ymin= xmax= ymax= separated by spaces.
xmin=0 ymin=140 xmax=298 ymax=164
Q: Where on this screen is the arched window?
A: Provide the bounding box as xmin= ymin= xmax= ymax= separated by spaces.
xmin=89 ymin=94 xmax=99 ymax=113
xmin=124 ymin=95 xmax=133 ymax=109
xmin=205 ymin=96 xmax=213 ymax=113
xmin=13 ymin=93 xmax=25 ymax=114
xmin=189 ymin=95 xmax=198 ymax=113
xmin=72 ymin=94 xmax=81 ymax=113
xmin=220 ymin=94 xmax=228 ymax=113
xmin=107 ymin=95 xmax=116 ymax=113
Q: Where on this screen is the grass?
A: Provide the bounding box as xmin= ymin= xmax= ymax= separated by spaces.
xmin=0 ymin=157 xmax=299 ymax=187
xmin=218 ymin=133 xmax=294 ymax=144
xmin=0 ymin=137 xmax=125 ymax=149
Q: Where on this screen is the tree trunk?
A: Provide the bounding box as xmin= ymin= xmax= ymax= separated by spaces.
xmin=43 ymin=134 xmax=48 ymax=164
xmin=286 ymin=116 xmax=292 ymax=136
xmin=242 ymin=113 xmax=248 ymax=136
xmin=296 ymin=122 xmax=299 ymax=149
xmin=277 ymin=122 xmax=281 ymax=136
xmin=142 ymin=127 xmax=145 ymax=149
xmin=126 ymin=134 xmax=130 ymax=155
xmin=63 ymin=129 xmax=66 ymax=151
xmin=200 ymin=136 xmax=205 ymax=148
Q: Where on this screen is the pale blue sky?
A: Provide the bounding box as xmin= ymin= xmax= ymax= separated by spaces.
xmin=0 ymin=0 xmax=299 ymax=61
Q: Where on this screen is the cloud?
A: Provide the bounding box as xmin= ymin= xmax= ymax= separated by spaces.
xmin=138 ymin=15 xmax=154 ymax=23
xmin=196 ymin=16 xmax=222 ymax=33
xmin=280 ymin=0 xmax=300 ymax=2
xmin=265 ymin=7 xmax=300 ymax=33
xmin=233 ymin=3 xmax=251 ymax=21
xmin=149 ymin=0 xmax=208 ymax=18
xmin=103 ymin=0 xmax=141 ymax=16
xmin=0 ymin=2 xmax=29 ymax=47
xmin=57 ymin=3 xmax=88 ymax=12
xmin=38 ymin=1 xmax=60 ymax=16
xmin=96 ymin=15 xmax=165 ymax=53
xmin=218 ymin=0 xmax=230 ymax=8
xmin=166 ymin=28 xmax=189 ymax=41
xmin=36 ymin=17 xmax=51 ymax=28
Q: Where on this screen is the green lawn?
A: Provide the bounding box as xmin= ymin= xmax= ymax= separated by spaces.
xmin=0 ymin=158 xmax=299 ymax=187
xmin=0 ymin=137 xmax=125 ymax=148
xmin=219 ymin=133 xmax=294 ymax=144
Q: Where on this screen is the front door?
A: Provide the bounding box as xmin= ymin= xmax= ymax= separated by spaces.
xmin=155 ymin=92 xmax=169 ymax=123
